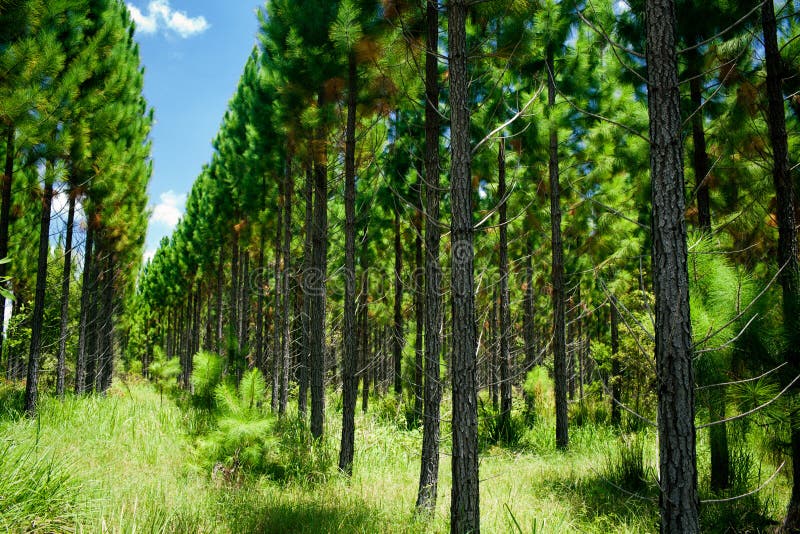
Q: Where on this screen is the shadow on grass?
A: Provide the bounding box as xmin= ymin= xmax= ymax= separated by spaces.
xmin=539 ymin=473 xmax=660 ymax=531
xmin=215 ymin=486 xmax=395 ymax=534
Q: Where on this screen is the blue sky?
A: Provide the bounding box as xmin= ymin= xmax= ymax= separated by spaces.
xmin=126 ymin=0 xmax=263 ymax=261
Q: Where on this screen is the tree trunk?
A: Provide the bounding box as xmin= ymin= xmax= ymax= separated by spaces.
xmin=413 ymin=181 xmax=424 ymax=420
xmin=523 ymin=237 xmax=536 ymax=370
xmin=645 ymin=0 xmax=699 ymax=530
xmin=448 ymin=2 xmax=479 ymax=531
xmin=0 ymin=126 xmax=14 ymax=373
xmin=57 ymin=192 xmax=76 ymax=397
xmin=240 ymin=251 xmax=251 ymax=365
xmin=229 ymin=234 xmax=240 ymax=372
xmin=359 ymin=257 xmax=370 ymax=414
xmin=256 ymin=221 xmax=266 ymax=372
xmin=299 ymin=164 xmax=313 ymax=417
xmin=75 ymin=224 xmax=94 ymax=395
xmin=548 ymin=48 xmax=569 ymax=451
xmin=498 ymin=138 xmax=512 ymax=440
xmin=310 ymin=92 xmax=329 ymax=439
xmin=417 ymin=0 xmax=443 ymax=512
xmin=216 ymin=248 xmax=224 ymax=355
xmin=688 ymin=53 xmax=711 ymax=233
xmin=610 ymin=298 xmax=621 ymax=426
xmin=99 ymin=257 xmax=115 ymax=393
xmin=761 ymin=1 xmax=800 ymax=530
xmin=339 ymin=51 xmax=359 ymax=474
xmin=280 ymin=151 xmax=294 ymax=416
xmin=24 ymin=178 xmax=54 ymax=415
xmin=393 ymin=208 xmax=404 ymax=396
xmin=490 ymin=291 xmax=498 ymax=411
xmin=272 ymin=196 xmax=283 ymax=412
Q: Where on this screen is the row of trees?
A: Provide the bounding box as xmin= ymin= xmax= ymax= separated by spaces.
xmin=0 ymin=1 xmax=152 ymax=413
xmin=130 ymin=0 xmax=799 ymax=532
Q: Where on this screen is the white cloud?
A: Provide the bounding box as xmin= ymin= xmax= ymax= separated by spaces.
xmin=143 ymin=248 xmax=157 ymax=263
xmin=615 ymin=1 xmax=631 ymax=13
xmin=126 ymin=1 xmax=209 ymax=38
xmin=150 ymin=190 xmax=186 ymax=229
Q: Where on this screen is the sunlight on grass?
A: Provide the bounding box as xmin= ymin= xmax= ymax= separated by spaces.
xmin=0 ymin=379 xmax=787 ymax=533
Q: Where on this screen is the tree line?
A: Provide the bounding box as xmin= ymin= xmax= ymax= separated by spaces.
xmin=0 ymin=1 xmax=151 ymax=411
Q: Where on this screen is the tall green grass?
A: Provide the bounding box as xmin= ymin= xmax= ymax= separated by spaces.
xmin=0 ymin=377 xmax=788 ymax=533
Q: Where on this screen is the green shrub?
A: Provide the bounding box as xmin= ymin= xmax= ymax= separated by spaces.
xmin=522 ymin=367 xmax=553 ymax=425
xmin=478 ymin=397 xmax=525 ymax=450
xmin=190 ymin=351 xmax=224 ymax=408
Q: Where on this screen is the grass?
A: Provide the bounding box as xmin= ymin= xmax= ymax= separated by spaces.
xmin=0 ymin=377 xmax=788 ymax=533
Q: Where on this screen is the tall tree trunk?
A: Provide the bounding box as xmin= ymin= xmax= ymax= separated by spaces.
xmin=256 ymin=221 xmax=266 ymax=371
xmin=85 ymin=250 xmax=100 ymax=394
xmin=75 ymin=226 xmax=94 ymax=395
xmin=359 ymin=256 xmax=370 ymax=414
xmin=393 ymin=208 xmax=403 ymax=396
xmin=490 ymin=290 xmax=498 ymax=411
xmin=280 ymin=151 xmax=294 ymax=416
xmin=99 ymin=257 xmax=115 ymax=393
xmin=413 ymin=183 xmax=424 ymax=420
xmin=24 ymin=179 xmax=54 ymax=415
xmin=645 ymin=0 xmax=699 ymax=530
xmin=0 ymin=126 xmax=14 ymax=373
xmin=57 ymin=192 xmax=76 ymax=397
xmin=448 ymin=2 xmax=479 ymax=531
xmin=548 ymin=48 xmax=569 ymax=451
xmin=216 ymin=248 xmax=224 ymax=355
xmin=498 ymin=138 xmax=512 ymax=440
xmin=339 ymin=52 xmax=359 ymax=474
xmin=688 ymin=55 xmax=711 ymax=233
xmin=523 ymin=237 xmax=536 ymax=370
xmin=240 ymin=251 xmax=250 ymax=365
xmin=610 ymin=298 xmax=621 ymax=426
xmin=310 ymin=93 xmax=329 ymax=439
xmin=417 ymin=0 xmax=443 ymax=512
xmin=229 ymin=234 xmax=240 ymax=372
xmin=299 ymin=164 xmax=313 ymax=417
xmin=761 ymin=1 xmax=800 ymax=530
xmin=272 ymin=197 xmax=283 ymax=412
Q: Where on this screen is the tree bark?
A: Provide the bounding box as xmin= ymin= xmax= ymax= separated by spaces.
xmin=761 ymin=1 xmax=800 ymax=530
xmin=0 ymin=126 xmax=14 ymax=373
xmin=272 ymin=195 xmax=283 ymax=412
xmin=25 ymin=179 xmax=54 ymax=415
xmin=56 ymin=192 xmax=76 ymax=397
xmin=310 ymin=92 xmax=329 ymax=440
xmin=417 ymin=0 xmax=443 ymax=512
xmin=280 ymin=150 xmax=294 ymax=416
xmin=688 ymin=53 xmax=711 ymax=233
xmin=75 ymin=224 xmax=94 ymax=395
xmin=299 ymin=164 xmax=313 ymax=417
xmin=448 ymin=1 xmax=480 ymax=531
xmin=393 ymin=208 xmax=404 ymax=396
xmin=523 ymin=237 xmax=536 ymax=370
xmin=498 ymin=138 xmax=512 ymax=440
xmin=413 ymin=180 xmax=424 ymax=420
xmin=610 ymin=298 xmax=621 ymax=426
xmin=645 ymin=0 xmax=699 ymax=530
xmin=339 ymin=51 xmax=359 ymax=475
xmin=548 ymin=48 xmax=569 ymax=451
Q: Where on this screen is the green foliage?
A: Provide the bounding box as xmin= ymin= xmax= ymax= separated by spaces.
xmin=147 ymin=347 xmax=181 ymax=401
xmin=522 ymin=366 xmax=553 ymax=426
xmin=190 ymin=350 xmax=224 ymax=407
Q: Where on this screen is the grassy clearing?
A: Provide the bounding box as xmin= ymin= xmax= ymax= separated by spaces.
xmin=0 ymin=378 xmax=787 ymax=533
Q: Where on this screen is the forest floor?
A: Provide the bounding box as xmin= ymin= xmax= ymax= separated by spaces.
xmin=0 ymin=378 xmax=789 ymax=533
